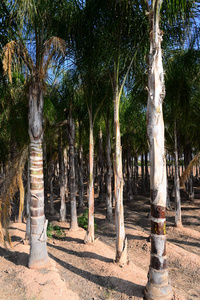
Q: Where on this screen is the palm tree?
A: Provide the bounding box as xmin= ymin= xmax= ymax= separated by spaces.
xmin=144 ymin=0 xmax=196 ymax=298
xmin=2 ymin=1 xmax=66 ymax=269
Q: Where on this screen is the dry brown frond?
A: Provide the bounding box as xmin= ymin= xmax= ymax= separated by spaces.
xmin=180 ymin=153 xmax=200 ymax=189
xmin=0 ymin=146 xmax=28 ymax=246
xmin=17 ymin=173 xmax=25 ymax=222
xmin=2 ymin=41 xmax=18 ymax=83
xmin=41 ymin=36 xmax=66 ymax=79
xmin=2 ymin=41 xmax=33 ymax=82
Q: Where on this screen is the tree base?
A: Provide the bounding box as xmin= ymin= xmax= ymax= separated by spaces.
xmin=115 ymin=238 xmax=127 ymax=265
xmin=84 ymin=230 xmax=94 ymax=244
xmin=144 ymin=268 xmax=173 ymax=300
xmin=28 ymin=256 xmax=49 ymax=269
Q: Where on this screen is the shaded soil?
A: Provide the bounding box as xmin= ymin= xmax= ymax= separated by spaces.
xmin=0 ymin=183 xmax=200 ymax=300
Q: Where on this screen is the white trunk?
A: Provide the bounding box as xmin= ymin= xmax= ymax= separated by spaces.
xmin=144 ymin=1 xmax=173 ymax=298
xmin=114 ymin=92 xmax=127 ymax=264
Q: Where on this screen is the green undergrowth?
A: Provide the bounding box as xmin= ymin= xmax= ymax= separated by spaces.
xmin=78 ymin=209 xmax=97 ymax=231
xmin=47 ymin=222 xmax=66 ymax=239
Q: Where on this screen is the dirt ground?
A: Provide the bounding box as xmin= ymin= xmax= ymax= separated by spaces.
xmin=0 ymin=182 xmax=200 ymax=300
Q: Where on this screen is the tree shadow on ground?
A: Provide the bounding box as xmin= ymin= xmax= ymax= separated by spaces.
xmin=168 ymin=239 xmax=200 ymax=248
xmin=47 ymin=242 xmax=113 ymax=263
xmin=0 ymin=246 xmax=29 ymax=267
xmin=49 ymin=252 xmax=145 ymax=298
xmin=61 ymin=236 xmax=83 ymax=244
xmin=9 ymin=226 xmax=26 ymax=233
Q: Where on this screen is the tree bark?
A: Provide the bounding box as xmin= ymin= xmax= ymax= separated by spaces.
xmin=98 ymin=128 xmax=104 ymax=202
xmin=127 ymin=142 xmax=133 ymax=201
xmin=114 ymin=90 xmax=127 ymax=264
xmin=144 ymin=2 xmax=173 ymax=298
xmin=106 ymin=108 xmax=112 ymax=221
xmin=59 ymin=129 xmax=66 ymax=222
xmin=25 ymin=157 xmax=31 ymax=240
xmin=84 ymin=119 xmax=95 ymax=243
xmin=28 ymin=81 xmax=49 ymax=269
xmin=49 ymin=147 xmax=55 ymax=215
xmin=67 ymin=114 xmax=78 ymax=231
xmin=78 ymin=144 xmax=84 ymax=208
xmin=174 ymin=120 xmax=182 ymax=227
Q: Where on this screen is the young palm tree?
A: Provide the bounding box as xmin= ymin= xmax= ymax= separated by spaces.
xmin=2 ymin=1 xmax=66 ymax=269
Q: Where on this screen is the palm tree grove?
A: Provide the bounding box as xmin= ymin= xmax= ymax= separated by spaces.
xmin=0 ymin=0 xmax=200 ymax=299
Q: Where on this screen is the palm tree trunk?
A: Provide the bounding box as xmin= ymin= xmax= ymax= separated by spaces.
xmin=67 ymin=114 xmax=78 ymax=231
xmin=127 ymin=142 xmax=133 ymax=201
xmin=174 ymin=120 xmax=182 ymax=227
xmin=84 ymin=118 xmax=95 ymax=243
xmin=144 ymin=1 xmax=173 ymax=298
xmin=25 ymin=157 xmax=31 ymax=240
xmin=49 ymin=147 xmax=55 ymax=215
xmin=28 ymin=81 xmax=49 ymax=269
xmin=98 ymin=128 xmax=104 ymax=203
xmin=78 ymin=144 xmax=84 ymax=208
xmin=106 ymin=108 xmax=112 ymax=221
xmin=59 ymin=129 xmax=66 ymax=222
xmin=114 ymin=91 xmax=127 ymax=264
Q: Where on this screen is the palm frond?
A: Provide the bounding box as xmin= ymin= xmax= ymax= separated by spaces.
xmin=2 ymin=41 xmax=17 ymax=83
xmin=41 ymin=37 xmax=67 ymax=80
xmin=180 ymin=152 xmax=200 ymax=189
xmin=0 ymin=146 xmax=28 ymax=245
xmin=2 ymin=41 xmax=33 ymax=82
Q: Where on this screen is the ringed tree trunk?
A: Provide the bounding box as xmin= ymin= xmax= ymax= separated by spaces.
xmin=174 ymin=120 xmax=182 ymax=227
xmin=28 ymin=80 xmax=49 ymax=269
xmin=25 ymin=157 xmax=31 ymax=240
xmin=144 ymin=1 xmax=173 ymax=298
xmin=67 ymin=114 xmax=78 ymax=231
xmin=106 ymin=108 xmax=112 ymax=221
xmin=84 ymin=117 xmax=95 ymax=243
xmin=114 ymin=90 xmax=127 ymax=264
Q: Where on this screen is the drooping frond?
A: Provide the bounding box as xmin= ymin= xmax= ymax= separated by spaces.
xmin=0 ymin=146 xmax=28 ymax=246
xmin=2 ymin=41 xmax=18 ymax=83
xmin=2 ymin=40 xmax=33 ymax=82
xmin=180 ymin=152 xmax=200 ymax=189
xmin=41 ymin=37 xmax=67 ymax=80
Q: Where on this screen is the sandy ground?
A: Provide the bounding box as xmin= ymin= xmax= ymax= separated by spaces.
xmin=0 ymin=184 xmax=200 ymax=300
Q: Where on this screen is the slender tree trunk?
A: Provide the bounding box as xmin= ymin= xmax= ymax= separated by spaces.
xmin=127 ymin=142 xmax=133 ymax=201
xmin=63 ymin=147 xmax=68 ymax=199
xmin=174 ymin=120 xmax=182 ymax=227
xmin=28 ymin=81 xmax=49 ymax=269
xmin=114 ymin=91 xmax=127 ymax=264
xmin=133 ymin=155 xmax=138 ymax=195
xmin=145 ymin=151 xmax=148 ymax=187
xmin=25 ymin=157 xmax=31 ymax=240
xmin=59 ymin=129 xmax=66 ymax=222
xmin=106 ymin=109 xmax=112 ymax=221
xmin=78 ymin=144 xmax=84 ymax=208
xmin=49 ymin=147 xmax=55 ymax=215
xmin=84 ymin=118 xmax=94 ymax=243
xmin=67 ymin=114 xmax=78 ymax=231
xmin=141 ymin=153 xmax=145 ymax=192
xmin=98 ymin=128 xmax=104 ymax=202
xmin=144 ymin=2 xmax=173 ymax=298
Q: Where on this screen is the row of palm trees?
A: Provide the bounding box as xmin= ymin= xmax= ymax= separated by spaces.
xmin=0 ymin=0 xmax=199 ymax=299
